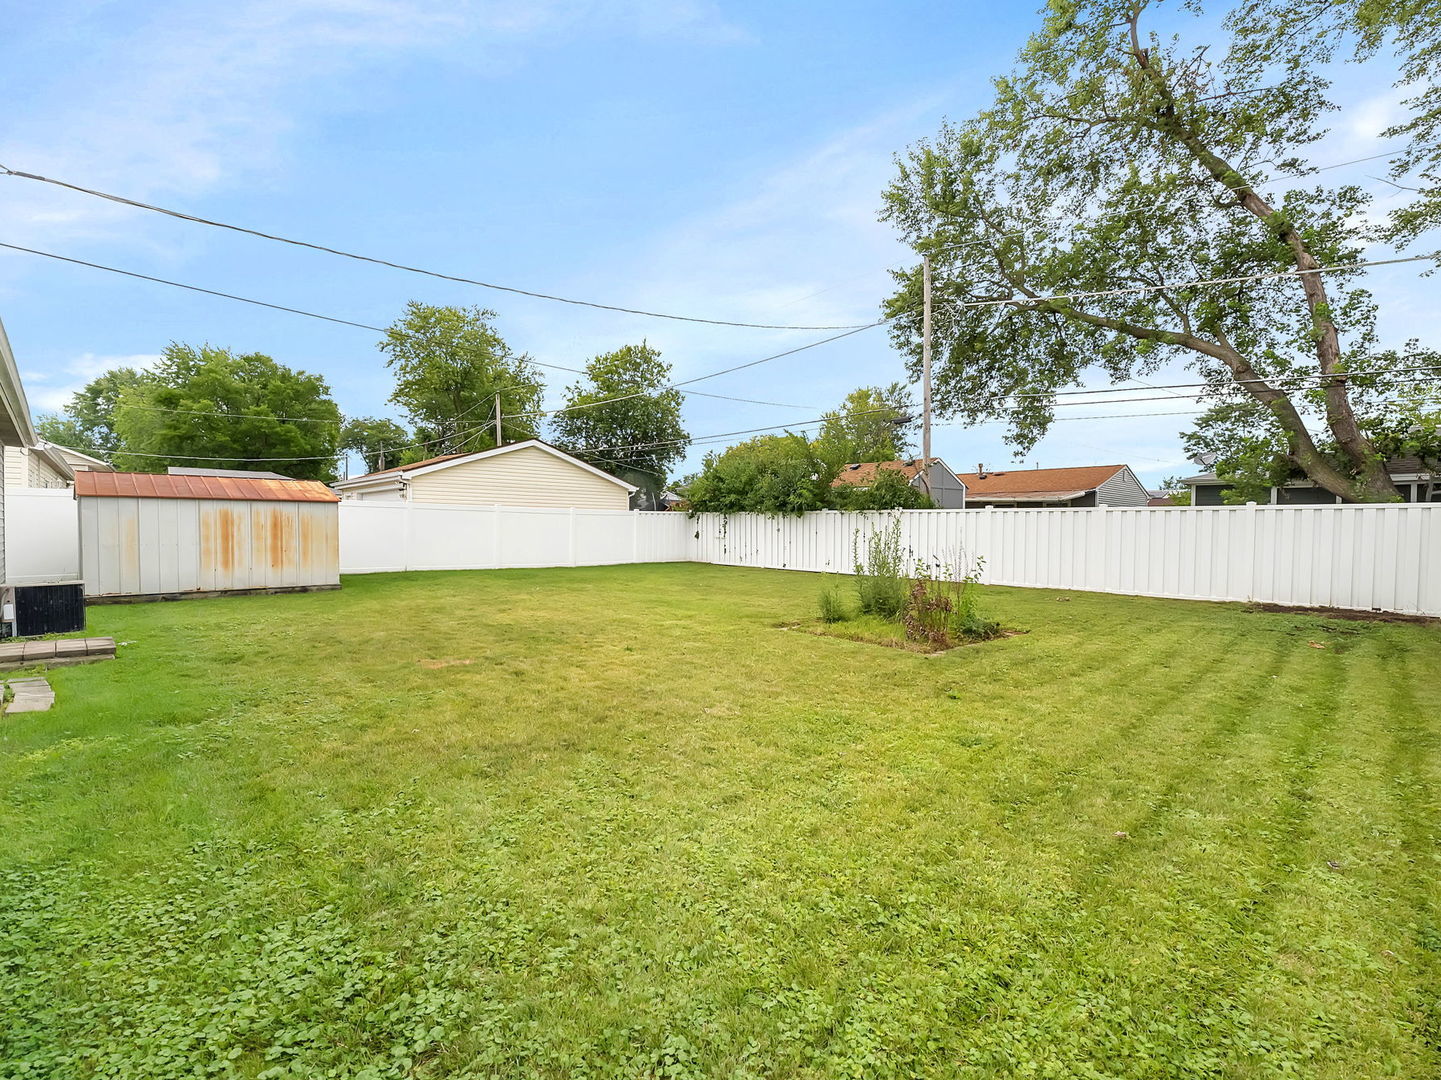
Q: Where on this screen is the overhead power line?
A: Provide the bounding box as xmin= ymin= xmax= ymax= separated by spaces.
xmin=71 ymin=364 xmax=1441 ymax=466
xmin=570 ymin=369 xmax=1441 ymax=456
xmin=9 ymin=242 xmax=1436 ymax=433
xmin=0 ymin=164 xmax=871 ymax=331
xmin=89 ymin=361 xmax=1441 ymax=429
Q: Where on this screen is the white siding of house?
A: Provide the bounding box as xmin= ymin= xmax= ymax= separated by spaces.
xmin=1096 ymin=466 xmax=1150 ymax=507
xmin=342 ymin=487 xmax=406 ymax=503
xmin=405 ymin=446 xmax=630 ymax=510
xmin=4 ymin=446 xmax=69 ymax=489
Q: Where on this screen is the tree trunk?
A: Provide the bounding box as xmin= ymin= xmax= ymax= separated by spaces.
xmin=1126 ymin=17 xmax=1401 ymax=501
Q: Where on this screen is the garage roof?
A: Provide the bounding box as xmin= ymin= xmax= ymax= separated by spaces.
xmin=75 ymin=471 xmax=339 ymax=502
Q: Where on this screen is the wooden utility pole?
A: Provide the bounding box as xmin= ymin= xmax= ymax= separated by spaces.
xmin=494 ymin=393 xmax=503 ymax=447
xmin=920 ymin=251 xmax=933 ymax=495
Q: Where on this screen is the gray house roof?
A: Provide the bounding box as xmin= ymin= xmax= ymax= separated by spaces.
xmin=168 ymin=466 xmax=296 ymax=480
xmin=0 ymin=319 xmax=37 ymax=449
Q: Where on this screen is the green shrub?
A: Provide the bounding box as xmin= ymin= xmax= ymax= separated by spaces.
xmin=853 ymin=519 xmax=909 ymax=618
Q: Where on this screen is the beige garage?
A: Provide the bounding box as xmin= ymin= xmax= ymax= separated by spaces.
xmin=333 ymin=439 xmax=636 ymax=510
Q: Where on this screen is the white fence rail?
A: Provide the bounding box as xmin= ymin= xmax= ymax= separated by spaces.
xmin=339 ymin=502 xmax=693 ymax=573
xmin=6 ymin=494 xmax=1439 ymax=616
xmin=4 ymin=489 xmax=81 ymax=584
xmin=691 ymin=505 xmax=1441 ymax=616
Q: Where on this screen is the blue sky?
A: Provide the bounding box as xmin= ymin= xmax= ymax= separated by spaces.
xmin=1 ymin=0 xmax=1429 ymax=487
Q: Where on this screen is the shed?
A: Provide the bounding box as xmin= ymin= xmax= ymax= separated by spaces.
xmin=76 ymin=471 xmax=340 ymax=601
xmin=332 ymin=439 xmax=636 ymax=510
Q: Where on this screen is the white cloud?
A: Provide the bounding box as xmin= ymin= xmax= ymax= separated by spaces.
xmin=27 ymin=353 xmax=162 ymax=414
xmin=0 ymin=0 xmax=746 ymax=252
xmin=512 ymin=93 xmax=948 ymax=392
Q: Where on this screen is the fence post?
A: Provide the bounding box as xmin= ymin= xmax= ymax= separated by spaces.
xmin=1245 ymin=500 xmax=1258 ymax=603
xmin=401 ymin=502 xmax=412 ymax=572
xmin=632 ymin=512 xmax=640 ymax=563
xmin=569 ymin=507 xmax=578 ymax=566
xmin=492 ymin=505 xmax=502 ymax=569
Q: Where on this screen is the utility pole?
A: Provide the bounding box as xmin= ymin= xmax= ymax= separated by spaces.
xmin=494 ymin=393 xmax=503 ymax=448
xmin=920 ymin=251 xmax=933 ymax=496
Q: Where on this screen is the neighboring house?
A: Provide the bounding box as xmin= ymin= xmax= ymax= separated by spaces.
xmin=1147 ymin=491 xmax=1178 ymax=507
xmin=169 ymin=466 xmax=295 ymax=480
xmin=0 ymin=318 xmax=76 ymax=596
xmin=53 ymin=445 xmax=114 ymax=474
xmin=332 ymin=439 xmax=637 ymax=510
xmin=1184 ymin=457 xmax=1440 ymax=505
xmin=954 ymin=464 xmax=1150 ymax=507
xmin=3 ymin=443 xmax=75 ymax=489
xmin=830 ymin=458 xmax=968 ymax=508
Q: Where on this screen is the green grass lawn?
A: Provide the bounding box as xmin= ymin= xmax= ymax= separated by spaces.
xmin=2 ymin=565 xmax=1439 ymax=1079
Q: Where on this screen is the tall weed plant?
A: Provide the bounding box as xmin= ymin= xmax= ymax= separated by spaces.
xmin=853 ymin=518 xmax=909 ymax=619
xmin=901 ymin=551 xmax=1001 ymax=648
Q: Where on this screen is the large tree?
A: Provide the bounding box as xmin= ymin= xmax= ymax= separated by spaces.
xmin=683 ymin=384 xmax=932 ymax=513
xmin=1229 ymin=0 xmax=1440 ymax=246
xmin=810 ymin=383 xmax=916 ymax=471
xmin=109 ymin=344 xmax=343 ymax=481
xmin=341 ymin=417 xmax=411 ymax=474
xmin=882 ymin=0 xmax=1438 ymax=502
xmin=379 ymin=302 xmax=543 ymax=460
xmin=549 ymin=343 xmax=688 ymax=507
xmin=683 ymin=434 xmax=833 ymax=515
xmin=36 ymin=367 xmax=154 ymax=457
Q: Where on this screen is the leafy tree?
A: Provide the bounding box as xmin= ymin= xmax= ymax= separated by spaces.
xmin=379 ymin=302 xmax=543 ymax=459
xmin=684 ymin=434 xmax=832 ymax=514
xmin=831 ymin=466 xmax=935 ymax=510
xmin=549 ymin=343 xmax=688 ymax=507
xmin=1228 ymin=0 xmax=1440 ymax=246
xmin=1363 ymin=383 xmax=1441 ymax=469
xmin=36 ymin=367 xmax=154 ymax=456
xmin=881 ymin=0 xmax=1437 ymax=502
xmin=341 ymin=417 xmax=411 ymax=474
xmin=1157 ymin=475 xmax=1193 ymax=507
xmin=110 ymin=344 xmax=342 ymax=481
xmin=811 ymin=383 xmax=916 ymax=471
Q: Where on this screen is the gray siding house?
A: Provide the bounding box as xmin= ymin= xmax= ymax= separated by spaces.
xmin=1184 ymin=457 xmax=1440 ymax=505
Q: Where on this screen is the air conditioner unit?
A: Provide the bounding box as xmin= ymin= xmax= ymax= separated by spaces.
xmin=0 ymin=582 xmax=86 ymax=638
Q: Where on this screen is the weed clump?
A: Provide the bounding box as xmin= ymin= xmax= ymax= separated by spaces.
xmin=853 ymin=518 xmax=909 ymax=618
xmin=814 ymin=522 xmax=1003 ymax=650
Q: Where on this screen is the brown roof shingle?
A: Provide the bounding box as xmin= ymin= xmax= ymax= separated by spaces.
xmin=954 ymin=464 xmax=1125 ymax=498
xmin=831 ymin=458 xmax=939 ymax=488
xmin=75 ymin=471 xmax=339 ymax=502
xmin=346 ymin=451 xmax=472 ymax=481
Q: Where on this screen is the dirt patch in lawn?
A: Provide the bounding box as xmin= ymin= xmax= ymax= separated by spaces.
xmin=417 ymin=658 xmax=477 ymax=669
xmin=1245 ymin=602 xmax=1436 ymax=626
xmin=781 ymin=619 xmax=1027 ymax=655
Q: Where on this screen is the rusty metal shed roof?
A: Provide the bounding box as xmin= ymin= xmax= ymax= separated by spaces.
xmin=75 ymin=471 xmax=339 ymax=503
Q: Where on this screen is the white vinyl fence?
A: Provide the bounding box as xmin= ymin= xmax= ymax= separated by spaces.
xmin=338 ymin=502 xmax=693 ymax=573
xmin=4 ymin=488 xmax=81 ymax=584
xmin=691 ymin=504 xmax=1441 ymax=616
xmin=5 ymin=494 xmax=1439 ymax=616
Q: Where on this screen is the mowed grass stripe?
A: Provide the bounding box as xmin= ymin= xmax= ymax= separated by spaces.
xmin=1 ymin=565 xmax=1438 ymax=1078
